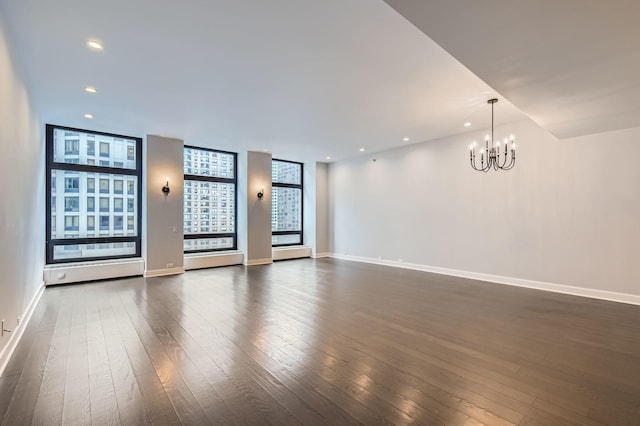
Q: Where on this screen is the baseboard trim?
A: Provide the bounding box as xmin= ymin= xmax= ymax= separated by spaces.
xmin=144 ymin=266 xmax=185 ymax=278
xmin=312 ymin=252 xmax=331 ymax=259
xmin=0 ymin=281 xmax=45 ymax=377
xmin=330 ymin=254 xmax=640 ymax=306
xmin=243 ymin=258 xmax=273 ymax=266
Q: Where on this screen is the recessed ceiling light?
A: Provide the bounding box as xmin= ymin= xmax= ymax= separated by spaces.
xmin=325 ymin=156 xmax=331 ymax=160
xmin=85 ymin=86 xmax=97 ymax=94
xmin=359 ymin=148 xmax=365 ymax=152
xmin=86 ymin=39 xmax=104 ymax=51
xmin=464 ymin=122 xmax=471 ymax=127
xmin=403 ymin=137 xmax=410 ymax=142
xmin=84 ymin=113 xmax=94 ymax=119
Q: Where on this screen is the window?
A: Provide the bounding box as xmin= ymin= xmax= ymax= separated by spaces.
xmin=64 ymin=215 xmax=79 ymax=231
xmin=100 ymin=215 xmax=110 ymax=230
xmin=183 ymin=146 xmax=237 ymax=252
xmin=46 ymin=125 xmax=142 ymax=263
xmin=64 ymin=196 xmax=79 ymax=212
xmin=64 ymin=177 xmax=79 ymax=192
xmin=272 ymin=159 xmax=303 ymax=246
xmin=99 ymin=178 xmax=109 ymax=193
xmin=65 ymin=139 xmax=79 ymax=155
xmin=99 ymin=197 xmax=109 ymax=212
xmin=114 ymin=179 xmax=123 ymax=194
xmin=87 ymin=140 xmax=95 ymax=156
xmin=127 ymin=146 xmax=135 ymax=161
xmin=100 ymin=142 xmax=109 ymax=157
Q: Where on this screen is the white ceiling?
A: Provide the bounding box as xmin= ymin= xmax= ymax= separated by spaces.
xmin=0 ymin=0 xmax=527 ymax=163
xmin=383 ymin=0 xmax=640 ymax=140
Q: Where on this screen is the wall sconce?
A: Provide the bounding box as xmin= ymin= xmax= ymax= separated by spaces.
xmin=257 ymin=185 xmax=264 ymax=199
xmin=162 ymin=178 xmax=170 ymax=196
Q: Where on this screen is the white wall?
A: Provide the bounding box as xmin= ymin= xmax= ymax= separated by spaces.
xmin=315 ymin=162 xmax=330 ymax=255
xmin=330 ymin=119 xmax=640 ymax=296
xmin=243 ymin=151 xmax=272 ymax=264
xmin=144 ymin=135 xmax=184 ymax=275
xmin=0 ymin=18 xmax=44 ymax=355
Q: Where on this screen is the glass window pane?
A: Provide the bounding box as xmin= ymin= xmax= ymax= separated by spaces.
xmin=52 ymin=128 xmax=137 ymax=169
xmin=50 ymin=170 xmax=138 ymax=239
xmin=272 ymin=160 xmax=301 ymax=185
xmin=52 ymin=242 xmax=136 ymax=260
xmin=271 ymin=187 xmax=301 ymax=232
xmin=183 ymin=147 xmax=234 ymax=178
xmin=184 ymin=238 xmax=234 ymax=252
xmin=183 ymin=180 xmax=235 ymax=234
xmin=272 ymin=234 xmax=301 ymax=245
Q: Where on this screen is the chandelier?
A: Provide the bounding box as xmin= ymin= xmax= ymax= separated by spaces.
xmin=469 ymin=98 xmax=516 ymax=172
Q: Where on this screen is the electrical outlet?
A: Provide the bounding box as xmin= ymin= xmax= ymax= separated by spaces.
xmin=166 ymin=263 xmax=174 ymax=268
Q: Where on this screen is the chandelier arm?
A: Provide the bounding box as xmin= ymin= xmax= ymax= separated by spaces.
xmin=503 ymin=156 xmax=516 ymax=170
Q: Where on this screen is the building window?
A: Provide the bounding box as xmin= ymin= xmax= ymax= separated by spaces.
xmin=183 ymin=146 xmax=237 ymax=253
xmin=272 ymin=159 xmax=303 ymax=246
xmin=46 ymin=125 xmax=142 ymax=263
xmin=87 ymin=140 xmax=95 ymax=156
xmin=99 ymin=178 xmax=109 ymax=193
xmin=64 ymin=215 xmax=79 ymax=231
xmin=65 ymin=139 xmax=79 ymax=155
xmin=100 ymin=215 xmax=110 ymax=230
xmin=64 ymin=196 xmax=79 ymax=212
xmin=99 ymin=142 xmax=109 ymax=157
xmin=114 ymin=179 xmax=123 ymax=194
xmin=99 ymin=197 xmax=109 ymax=212
xmin=127 ymin=179 xmax=135 ymax=195
xmin=64 ymin=177 xmax=79 ymax=192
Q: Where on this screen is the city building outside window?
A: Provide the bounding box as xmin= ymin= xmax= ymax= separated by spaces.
xmin=183 ymin=146 xmax=237 ymax=253
xmin=46 ymin=125 xmax=142 ymax=263
xmin=271 ymin=159 xmax=303 ymax=246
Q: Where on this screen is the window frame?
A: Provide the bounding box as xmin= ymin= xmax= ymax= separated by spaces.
xmin=271 ymin=158 xmax=304 ymax=247
xmin=183 ymin=145 xmax=238 ymax=253
xmin=45 ymin=124 xmax=143 ymax=264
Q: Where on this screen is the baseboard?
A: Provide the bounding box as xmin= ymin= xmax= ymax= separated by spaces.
xmin=144 ymin=266 xmax=185 ymax=278
xmin=0 ymin=281 xmax=45 ymax=377
xmin=312 ymin=252 xmax=331 ymax=259
xmin=243 ymin=258 xmax=273 ymax=266
xmin=330 ymin=253 xmax=640 ymax=306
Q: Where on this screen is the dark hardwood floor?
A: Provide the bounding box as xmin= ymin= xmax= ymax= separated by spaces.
xmin=1 ymin=258 xmax=640 ymax=425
